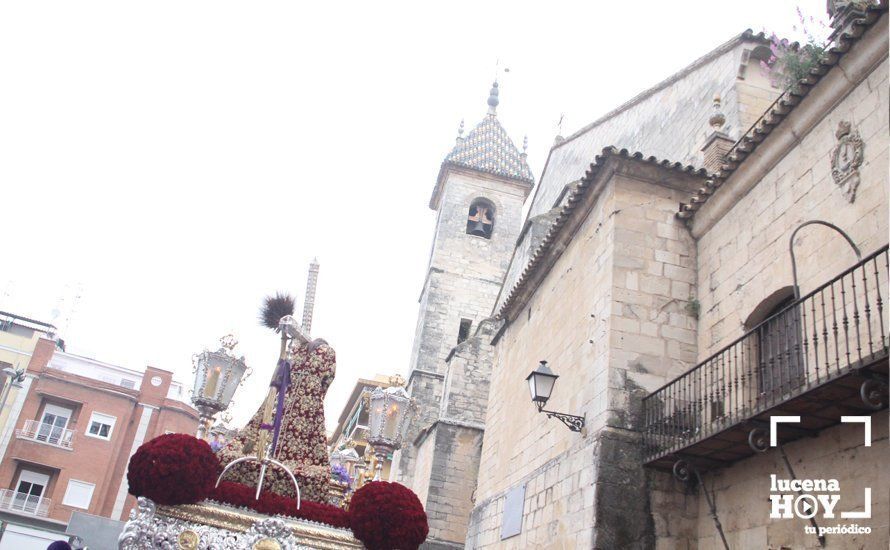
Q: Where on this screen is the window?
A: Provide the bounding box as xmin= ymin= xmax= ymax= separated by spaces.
xmin=745 ymin=288 xmax=806 ymax=400
xmin=86 ymin=412 xmax=116 ymax=440
xmin=13 ymin=470 xmax=49 ymax=514
xmin=120 ymin=379 xmax=137 ymax=389
xmin=38 ymin=404 xmax=73 ymax=445
xmin=466 ymin=199 xmax=495 ymax=239
xmin=457 ymin=319 xmax=472 ymax=344
xmin=62 ymin=479 xmax=94 ymax=509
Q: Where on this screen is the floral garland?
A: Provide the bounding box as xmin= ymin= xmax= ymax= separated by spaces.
xmin=349 ymin=482 xmax=429 ymax=550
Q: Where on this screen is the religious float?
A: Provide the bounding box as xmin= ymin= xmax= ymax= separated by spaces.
xmin=118 ymin=274 xmax=428 ymax=550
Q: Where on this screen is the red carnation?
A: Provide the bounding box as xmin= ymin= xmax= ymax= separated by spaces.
xmin=127 ymin=434 xmax=221 ymax=505
xmin=208 ymin=481 xmax=350 ymax=529
xmin=349 ymin=482 xmax=428 ymax=550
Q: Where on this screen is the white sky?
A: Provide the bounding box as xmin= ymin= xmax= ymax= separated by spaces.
xmin=0 ymin=1 xmax=828 ymax=431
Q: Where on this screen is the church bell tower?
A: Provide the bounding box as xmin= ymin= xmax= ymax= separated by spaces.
xmin=394 ymin=82 xmax=534 ymax=547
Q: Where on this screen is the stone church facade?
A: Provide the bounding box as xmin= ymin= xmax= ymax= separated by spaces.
xmin=393 ymin=83 xmax=534 ymax=549
xmin=398 ymin=2 xmax=889 ymax=549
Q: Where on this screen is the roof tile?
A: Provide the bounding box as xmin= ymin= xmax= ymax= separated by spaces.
xmin=443 ymin=115 xmax=534 ymax=184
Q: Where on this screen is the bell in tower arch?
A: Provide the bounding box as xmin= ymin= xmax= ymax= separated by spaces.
xmin=466 ymin=201 xmax=494 ymax=239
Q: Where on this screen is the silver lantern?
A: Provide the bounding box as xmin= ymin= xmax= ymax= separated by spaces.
xmin=363 ymin=386 xmax=416 ymax=480
xmin=191 ymin=334 xmax=249 ymax=439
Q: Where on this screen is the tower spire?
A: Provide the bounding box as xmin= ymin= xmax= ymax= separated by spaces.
xmin=487 ymin=81 xmax=499 ymax=115
xmin=301 ymin=258 xmax=320 ymax=337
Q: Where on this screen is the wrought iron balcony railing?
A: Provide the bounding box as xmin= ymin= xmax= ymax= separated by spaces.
xmin=0 ymin=489 xmax=51 ymax=516
xmin=642 ymin=246 xmax=889 ymax=465
xmin=16 ymin=419 xmax=75 ymax=450
xmin=348 ymin=423 xmax=369 ymax=442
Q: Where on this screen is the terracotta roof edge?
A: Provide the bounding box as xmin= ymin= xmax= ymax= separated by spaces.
xmin=496 ymin=147 xmax=708 ymax=321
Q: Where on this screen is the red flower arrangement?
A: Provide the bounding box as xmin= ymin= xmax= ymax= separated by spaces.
xmin=349 ymin=481 xmax=429 ymax=550
xmin=127 ymin=434 xmax=429 ymax=546
xmin=208 ymin=481 xmax=350 ymax=529
xmin=127 ymin=434 xmax=221 ymax=505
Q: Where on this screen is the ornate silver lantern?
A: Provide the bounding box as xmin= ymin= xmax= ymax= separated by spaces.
xmin=191 ymin=334 xmax=250 ymax=440
xmin=331 ymin=446 xmax=360 ymax=468
xmin=363 ymin=386 xmax=416 ymax=480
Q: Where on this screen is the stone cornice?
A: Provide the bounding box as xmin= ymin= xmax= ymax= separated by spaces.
xmin=412 ymin=417 xmax=485 ymax=447
xmin=429 ymin=163 xmax=534 ymax=211
xmin=407 ymin=368 xmax=445 ymax=389
xmin=497 ymin=148 xmax=707 ymax=323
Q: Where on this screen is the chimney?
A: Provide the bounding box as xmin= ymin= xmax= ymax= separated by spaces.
xmin=701 ymin=93 xmax=734 ymax=174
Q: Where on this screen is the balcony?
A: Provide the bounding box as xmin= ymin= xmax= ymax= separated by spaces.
xmin=15 ymin=420 xmax=75 ymax=450
xmin=348 ymin=423 xmax=369 ymax=442
xmin=643 ymin=246 xmax=889 ymax=470
xmin=0 ymin=489 xmax=51 ymax=517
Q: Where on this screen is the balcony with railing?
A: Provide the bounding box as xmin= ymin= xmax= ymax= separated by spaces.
xmin=15 ymin=419 xmax=75 ymax=450
xmin=0 ymin=489 xmax=51 ymax=517
xmin=643 ymin=246 xmax=889 ymax=470
xmin=348 ymin=423 xmax=370 ymax=442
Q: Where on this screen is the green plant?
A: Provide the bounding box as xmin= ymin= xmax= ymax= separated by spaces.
xmin=761 ymin=7 xmax=830 ymax=93
xmin=686 ymin=297 xmax=700 ymax=320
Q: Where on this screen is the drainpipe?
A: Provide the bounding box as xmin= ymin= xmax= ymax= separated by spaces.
xmin=672 ymin=460 xmax=730 ymax=550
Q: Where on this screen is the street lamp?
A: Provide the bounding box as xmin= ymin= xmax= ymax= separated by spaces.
xmin=364 ymin=386 xmax=416 ymax=481
xmin=525 ymin=361 xmax=585 ymax=432
xmin=191 ymin=334 xmax=249 ymax=440
xmin=0 ymin=366 xmax=26 ymax=418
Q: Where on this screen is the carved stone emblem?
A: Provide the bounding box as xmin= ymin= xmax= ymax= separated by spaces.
xmin=830 ymin=120 xmax=864 ymax=203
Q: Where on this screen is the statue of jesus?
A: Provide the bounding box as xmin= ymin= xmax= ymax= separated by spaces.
xmin=217 ymin=338 xmax=335 ymax=504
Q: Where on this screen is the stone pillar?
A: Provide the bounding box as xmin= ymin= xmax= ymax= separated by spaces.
xmin=701 ymin=131 xmax=734 ymax=174
xmin=701 ymin=93 xmax=734 ymax=174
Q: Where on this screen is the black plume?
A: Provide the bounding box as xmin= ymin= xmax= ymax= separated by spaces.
xmin=260 ymin=292 xmax=296 ymax=330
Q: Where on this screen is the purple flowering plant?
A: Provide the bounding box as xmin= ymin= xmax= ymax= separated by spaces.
xmin=760 ymin=6 xmax=830 ymax=93
xmin=331 ymin=463 xmax=351 ymax=485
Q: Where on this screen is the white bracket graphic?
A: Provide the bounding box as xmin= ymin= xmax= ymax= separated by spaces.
xmin=841 ymin=416 xmax=872 ymax=446
xmin=770 ymin=415 xmax=872 ymax=447
xmin=770 ymin=416 xmax=801 ymax=447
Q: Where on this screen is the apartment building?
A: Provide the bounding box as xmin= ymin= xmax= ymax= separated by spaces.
xmin=0 ymin=337 xmax=198 ymax=549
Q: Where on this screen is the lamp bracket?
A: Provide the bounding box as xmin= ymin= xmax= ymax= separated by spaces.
xmin=541 ymin=409 xmax=585 ymax=432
